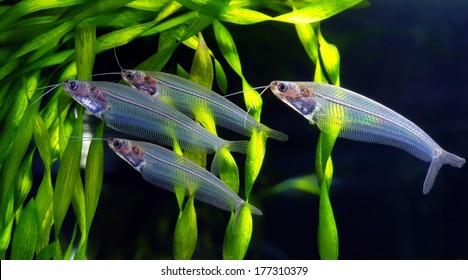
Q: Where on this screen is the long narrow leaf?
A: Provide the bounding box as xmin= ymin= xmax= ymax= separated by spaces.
xmin=72 ymin=175 xmax=86 ymax=260
xmin=11 ymin=199 xmax=38 ymax=260
xmin=0 ymin=0 xmax=84 ymax=30
xmin=173 ymin=196 xmax=197 ymax=260
xmin=84 ymin=122 xmax=104 ymax=234
xmin=75 ymin=24 xmax=96 ymax=80
xmin=223 ymin=205 xmax=253 ymax=260
xmin=53 ymin=108 xmax=83 ymax=237
xmin=318 ymin=158 xmax=338 ymax=260
xmin=15 ymin=150 xmax=35 ymax=211
xmin=274 ymin=0 xmax=363 ymax=23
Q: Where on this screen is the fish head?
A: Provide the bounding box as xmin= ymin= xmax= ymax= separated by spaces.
xmin=62 ymin=80 xmax=109 ymax=116
xmin=270 ymin=81 xmax=317 ymax=116
xmin=121 ymin=69 xmax=158 ymax=96
xmin=108 ymin=138 xmax=145 ymax=171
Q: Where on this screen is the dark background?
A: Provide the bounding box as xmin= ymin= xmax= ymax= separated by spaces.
xmin=76 ymin=0 xmax=468 ymax=259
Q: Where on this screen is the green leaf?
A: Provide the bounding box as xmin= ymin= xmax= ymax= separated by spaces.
xmin=214 ymin=58 xmax=228 ymax=93
xmin=141 ymin=11 xmax=198 ymax=37
xmin=315 ymin=131 xmax=338 ymax=187
xmin=1 ymin=79 xmax=39 ymax=228
xmin=36 ymin=242 xmax=56 ymax=260
xmin=190 ymin=33 xmax=213 ymax=88
xmin=75 ymin=24 xmax=96 ymax=80
xmin=154 ymin=0 xmax=183 ymax=22
xmin=171 ymin=140 xmax=186 ymax=211
xmin=126 ymin=0 xmax=171 ymax=12
xmin=12 ymin=21 xmax=76 ymax=59
xmin=84 ymin=122 xmax=104 ymax=234
xmin=245 ymin=131 xmax=267 ymax=199
xmin=318 ymin=157 xmax=338 ymax=260
xmin=74 ymin=0 xmax=135 ymax=23
xmin=274 ymin=0 xmax=363 ymax=23
xmin=96 ymin=22 xmax=157 ymax=53
xmin=173 ymin=195 xmax=197 ymax=260
xmin=266 ymin=174 xmax=320 ymax=196
xmin=180 ymin=15 xmax=214 ymax=42
xmin=316 ymin=132 xmax=339 ymax=260
xmin=217 ymin=149 xmax=240 ymax=194
xmin=213 ymin=20 xmax=243 ymax=77
xmin=314 ymin=60 xmax=328 ymax=84
xmin=11 ymin=199 xmax=38 ymax=260
xmin=318 ymin=28 xmax=340 ymax=86
xmin=0 ymin=0 xmax=84 ymax=30
xmin=15 ymin=150 xmax=35 ymax=210
xmin=64 ymin=223 xmax=78 ymax=260
xmin=220 ymin=6 xmax=272 ymax=25
xmin=33 ymin=114 xmax=52 ymax=170
xmin=72 ymin=175 xmax=86 ymax=260
xmin=0 ymin=195 xmax=14 ymax=259
xmin=295 ymin=23 xmax=319 ymax=65
xmin=176 ymin=0 xmax=229 ymax=19
xmin=189 ymin=32 xmax=217 ymax=134
xmin=35 ymin=171 xmax=54 ymax=253
xmin=54 ymin=108 xmax=83 ymax=237
xmin=223 ymin=205 xmax=253 ymax=260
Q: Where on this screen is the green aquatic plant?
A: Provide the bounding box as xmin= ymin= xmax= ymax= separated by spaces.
xmin=0 ymin=0 xmax=363 ymax=259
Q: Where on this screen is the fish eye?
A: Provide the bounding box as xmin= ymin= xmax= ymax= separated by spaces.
xmin=113 ymin=140 xmax=122 ymax=149
xmin=126 ymin=72 xmax=134 ymax=80
xmin=68 ymin=81 xmax=78 ymax=90
xmin=278 ymin=83 xmax=288 ymax=92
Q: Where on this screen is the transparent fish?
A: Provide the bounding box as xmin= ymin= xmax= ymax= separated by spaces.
xmin=62 ymin=80 xmax=248 ymax=172
xmin=121 ymin=69 xmax=288 ymax=141
xmin=108 ymin=137 xmax=262 ymax=215
xmin=270 ymin=81 xmax=465 ymax=194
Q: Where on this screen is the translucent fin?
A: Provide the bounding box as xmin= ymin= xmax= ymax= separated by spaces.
xmin=423 ymin=150 xmax=466 ymax=194
xmin=224 ymin=140 xmax=249 ymax=154
xmin=244 ymin=203 xmax=262 ymax=216
xmin=261 ymin=124 xmax=289 ymax=142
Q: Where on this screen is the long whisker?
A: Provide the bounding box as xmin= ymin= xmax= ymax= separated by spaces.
xmin=243 ymin=85 xmax=270 ymax=129
xmin=114 ymin=38 xmax=123 ymax=71
xmin=223 ymin=85 xmax=269 ymax=98
xmin=92 ymin=72 xmax=121 ymax=77
xmin=65 ymin=135 xmax=109 ymax=143
xmin=28 ymin=83 xmax=61 ymax=107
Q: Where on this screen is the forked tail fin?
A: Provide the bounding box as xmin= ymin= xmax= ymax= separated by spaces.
xmin=423 ymin=150 xmax=465 ymax=194
xmin=261 ymin=124 xmax=289 ymax=142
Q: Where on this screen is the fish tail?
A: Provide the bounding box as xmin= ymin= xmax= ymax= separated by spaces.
xmin=260 ymin=124 xmax=289 ymax=142
xmin=245 ymin=202 xmax=263 ymax=216
xmin=423 ymin=150 xmax=465 ymax=194
xmin=224 ymin=140 xmax=249 ymax=154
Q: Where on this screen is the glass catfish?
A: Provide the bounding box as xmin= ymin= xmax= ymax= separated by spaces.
xmin=270 ymin=81 xmax=465 ymax=194
xmin=62 ymin=80 xmax=248 ymax=172
xmin=108 ymin=137 xmax=262 ymax=215
xmin=121 ymin=69 xmax=288 ymax=141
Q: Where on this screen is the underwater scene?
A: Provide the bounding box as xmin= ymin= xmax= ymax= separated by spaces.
xmin=0 ymin=0 xmax=466 ymax=260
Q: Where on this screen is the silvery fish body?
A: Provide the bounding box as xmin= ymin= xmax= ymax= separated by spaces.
xmin=121 ymin=69 xmax=288 ymax=141
xmin=270 ymin=81 xmax=465 ymax=194
xmin=62 ymin=80 xmax=248 ymax=172
xmin=108 ymin=137 xmax=262 ymax=215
